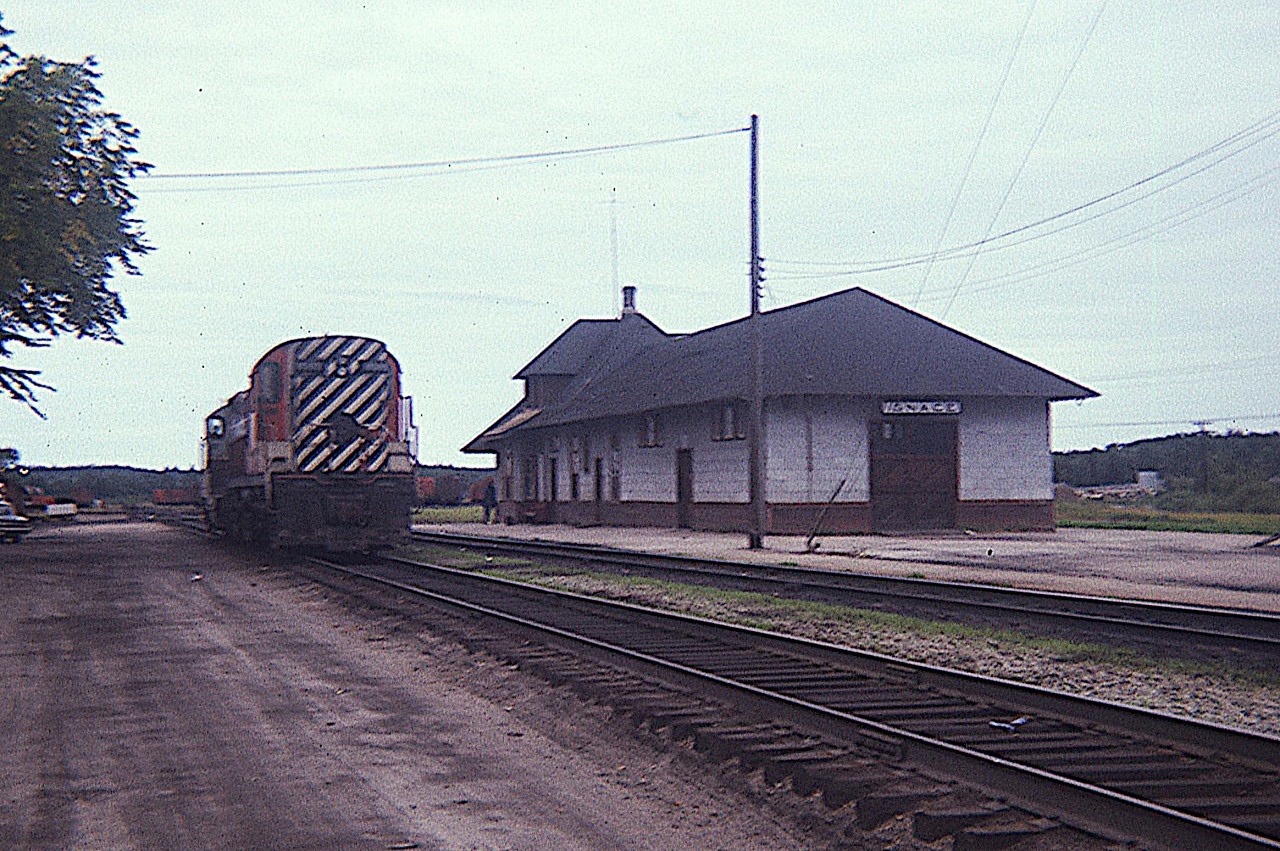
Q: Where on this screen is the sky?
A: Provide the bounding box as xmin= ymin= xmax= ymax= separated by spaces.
xmin=2 ymin=1 xmax=1278 ymax=470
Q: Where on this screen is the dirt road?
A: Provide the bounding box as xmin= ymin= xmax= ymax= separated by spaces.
xmin=0 ymin=524 xmax=815 ymax=850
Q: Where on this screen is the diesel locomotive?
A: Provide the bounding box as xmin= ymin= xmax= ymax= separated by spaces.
xmin=203 ymin=336 xmax=418 ymax=552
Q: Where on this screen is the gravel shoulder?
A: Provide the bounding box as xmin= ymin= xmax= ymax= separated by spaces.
xmin=531 ymin=572 xmax=1280 ymax=739
xmin=419 ymin=521 xmax=1280 ymax=613
xmin=409 ymin=523 xmax=1280 ymax=737
xmin=0 ymin=524 xmax=821 ymax=850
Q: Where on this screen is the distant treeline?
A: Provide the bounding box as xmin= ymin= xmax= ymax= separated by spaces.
xmin=1054 ymin=431 xmax=1280 ymax=514
xmin=23 ymin=465 xmax=201 ymax=502
xmin=19 ymin=463 xmax=495 ymax=505
xmin=416 ymin=465 xmax=493 ymax=485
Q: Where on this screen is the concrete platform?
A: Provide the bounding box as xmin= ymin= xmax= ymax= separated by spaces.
xmin=415 ymin=522 xmax=1280 ymax=614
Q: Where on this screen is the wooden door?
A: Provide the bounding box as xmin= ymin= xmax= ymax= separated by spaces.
xmin=870 ymin=419 xmax=957 ymax=531
xmin=547 ymin=456 xmax=558 ymax=523
xmin=593 ymin=458 xmax=604 ymax=522
xmin=676 ymin=450 xmax=693 ymax=528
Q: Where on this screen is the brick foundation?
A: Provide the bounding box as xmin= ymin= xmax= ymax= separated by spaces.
xmin=499 ymin=498 xmax=1054 ymax=533
xmin=954 ymin=500 xmax=1054 ymax=531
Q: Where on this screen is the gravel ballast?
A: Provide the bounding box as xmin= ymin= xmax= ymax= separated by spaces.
xmin=519 ymin=570 xmax=1280 ymax=739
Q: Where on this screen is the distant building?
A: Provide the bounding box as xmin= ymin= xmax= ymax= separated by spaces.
xmin=415 ymin=475 xmax=436 ymax=503
xmin=1077 ymin=471 xmax=1166 ymax=501
xmin=152 ymin=488 xmax=199 ymax=505
xmin=464 ymin=286 xmax=1097 ymax=533
xmin=1136 ymin=470 xmax=1165 ymax=493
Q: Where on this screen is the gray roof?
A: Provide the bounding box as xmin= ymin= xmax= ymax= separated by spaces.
xmin=464 ymin=287 xmax=1096 ymax=452
xmin=515 ymin=314 xmax=667 ymax=378
xmin=463 ymin=312 xmax=669 ymax=452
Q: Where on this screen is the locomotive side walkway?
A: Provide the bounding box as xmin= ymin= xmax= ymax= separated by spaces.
xmin=0 ymin=524 xmax=815 ymax=850
xmin=415 ymin=521 xmax=1280 ymax=614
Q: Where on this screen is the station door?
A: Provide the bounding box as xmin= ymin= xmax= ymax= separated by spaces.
xmin=870 ymin=418 xmax=958 ymax=531
xmin=675 ymin=449 xmax=693 ymax=528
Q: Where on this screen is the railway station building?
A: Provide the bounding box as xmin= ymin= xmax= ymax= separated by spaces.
xmin=463 ymin=286 xmax=1096 ymax=534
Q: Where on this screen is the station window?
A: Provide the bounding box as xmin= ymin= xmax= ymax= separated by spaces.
xmin=713 ymin=402 xmax=745 ymax=441
xmin=639 ymin=413 xmax=662 ymax=448
xmin=206 ymin=416 xmax=225 ymax=439
xmin=522 ymin=456 xmax=538 ymax=500
xmin=609 ymin=434 xmax=622 ymax=500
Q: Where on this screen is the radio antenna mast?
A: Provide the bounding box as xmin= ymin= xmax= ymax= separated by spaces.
xmin=610 ymin=188 xmax=620 ymax=316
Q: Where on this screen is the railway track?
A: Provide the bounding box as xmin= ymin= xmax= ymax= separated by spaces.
xmin=147 ymin=506 xmax=210 ymax=533
xmin=410 ymin=529 xmax=1280 ymax=667
xmin=311 ymin=550 xmax=1280 ymax=850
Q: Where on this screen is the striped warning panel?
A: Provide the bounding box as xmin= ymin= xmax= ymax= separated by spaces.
xmin=291 ymin=337 xmax=396 ymax=474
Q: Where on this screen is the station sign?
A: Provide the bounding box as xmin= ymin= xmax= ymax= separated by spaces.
xmin=881 ymin=400 xmax=962 ymax=415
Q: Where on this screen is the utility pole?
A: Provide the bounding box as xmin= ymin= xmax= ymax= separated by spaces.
xmin=747 ymin=114 xmax=766 ymax=549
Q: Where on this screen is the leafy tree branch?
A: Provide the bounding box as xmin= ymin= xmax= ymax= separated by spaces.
xmin=0 ymin=16 xmax=152 ymax=415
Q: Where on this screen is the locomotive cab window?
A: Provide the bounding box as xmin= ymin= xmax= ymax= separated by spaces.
xmin=257 ymin=362 xmax=281 ymax=404
xmin=206 ymin=416 xmax=225 ymax=439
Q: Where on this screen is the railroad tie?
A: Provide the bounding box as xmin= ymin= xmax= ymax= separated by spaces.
xmin=952 ymin=818 xmax=1062 ymax=851
xmin=855 ymin=786 xmax=947 ymax=829
xmin=911 ymin=805 xmax=1012 ymax=842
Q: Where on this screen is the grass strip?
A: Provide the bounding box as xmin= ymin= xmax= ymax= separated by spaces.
xmin=476 ymin=564 xmax=1280 ymax=690
xmin=412 ymin=505 xmax=485 ymax=524
xmin=390 ymin=542 xmax=1280 ymax=692
xmin=1056 ymin=500 xmax=1280 ymax=535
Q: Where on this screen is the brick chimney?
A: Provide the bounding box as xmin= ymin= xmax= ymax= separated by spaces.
xmin=621 ymin=285 xmax=637 ymax=316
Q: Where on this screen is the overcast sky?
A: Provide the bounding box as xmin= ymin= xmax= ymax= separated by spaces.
xmin=2 ymin=1 xmax=1278 ymax=469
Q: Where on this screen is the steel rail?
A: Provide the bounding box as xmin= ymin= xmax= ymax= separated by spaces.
xmin=410 ymin=530 xmax=1280 ymax=660
xmin=313 ymin=551 xmax=1280 ymax=850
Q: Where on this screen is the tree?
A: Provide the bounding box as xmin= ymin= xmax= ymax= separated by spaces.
xmin=0 ymin=18 xmax=151 ymax=415
xmin=0 ymin=446 xmax=28 ymax=508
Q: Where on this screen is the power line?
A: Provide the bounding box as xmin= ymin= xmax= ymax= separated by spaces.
xmin=140 ymin=126 xmax=750 ymax=181
xmin=767 ymin=105 xmax=1280 ymax=275
xmin=911 ymin=0 xmax=1037 ymax=306
xmin=913 ymin=158 xmax=1280 ymax=302
xmin=939 ymin=0 xmax=1106 ymax=320
xmin=1086 ymin=351 xmax=1280 ymax=384
xmin=1055 ymin=412 xmax=1280 ymax=430
xmin=138 ymin=149 xmax=609 ymax=194
xmin=766 ymin=149 xmax=1280 ymax=298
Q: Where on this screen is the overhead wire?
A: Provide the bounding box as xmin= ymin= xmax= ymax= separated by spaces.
xmin=766 ymin=105 xmax=1280 ymax=276
xmin=910 ymin=0 xmax=1038 ymax=307
xmin=139 ymin=149 xmax=612 ymax=194
xmin=138 ymin=126 xmax=750 ymax=182
xmin=1087 ymin=352 xmax=1280 ymax=384
xmin=914 ymin=158 xmax=1280 ymax=302
xmin=1054 ymin=412 xmax=1280 ymax=430
xmin=765 ymin=137 xmax=1280 ymax=297
xmin=939 ymin=0 xmax=1106 ymax=320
